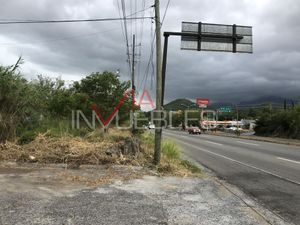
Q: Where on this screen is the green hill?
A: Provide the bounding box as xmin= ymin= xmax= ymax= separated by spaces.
xmin=163 ymin=99 xmax=196 ymax=111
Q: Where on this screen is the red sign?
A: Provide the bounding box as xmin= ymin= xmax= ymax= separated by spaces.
xmin=196 ymin=98 xmax=210 ymax=108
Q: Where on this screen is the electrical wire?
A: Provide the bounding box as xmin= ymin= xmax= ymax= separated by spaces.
xmin=140 ymin=16 xmax=155 ymax=92
xmin=0 ymin=16 xmax=153 ymax=25
xmin=0 ymin=27 xmax=121 ymax=46
xmin=113 ymin=0 xmax=154 ymax=85
xmin=140 ymin=0 xmax=171 ymax=93
xmin=116 ymin=0 xmax=127 ymax=48
xmin=121 ymin=0 xmax=132 ymax=75
xmin=162 ymin=0 xmax=171 ymax=26
xmin=136 ymin=0 xmax=147 ymax=89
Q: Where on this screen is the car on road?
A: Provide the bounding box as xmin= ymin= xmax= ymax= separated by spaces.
xmin=224 ymin=126 xmax=243 ymax=132
xmin=148 ymin=123 xmax=155 ymax=129
xmin=188 ymin=126 xmax=201 ymax=135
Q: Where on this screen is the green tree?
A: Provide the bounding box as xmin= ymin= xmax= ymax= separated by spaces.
xmin=73 ymin=71 xmax=132 ymax=124
xmin=255 ymin=104 xmax=300 ymax=139
xmin=0 ymin=59 xmax=32 ymax=141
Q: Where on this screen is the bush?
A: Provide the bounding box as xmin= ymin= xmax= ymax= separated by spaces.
xmin=255 ymin=105 xmax=300 ymax=139
xmin=17 ymin=130 xmax=36 ymax=145
xmin=0 ymin=62 xmax=131 ymax=142
xmin=0 ymin=59 xmax=32 ymax=142
xmin=161 ymin=139 xmax=181 ymax=160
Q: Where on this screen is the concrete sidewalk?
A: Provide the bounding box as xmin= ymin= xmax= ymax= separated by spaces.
xmin=0 ymin=163 xmax=292 ymax=225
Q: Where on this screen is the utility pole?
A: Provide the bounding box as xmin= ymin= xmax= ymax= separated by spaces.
xmin=236 ymin=105 xmax=240 ymax=136
xmin=154 ymin=0 xmax=163 ymax=165
xmin=131 ymin=34 xmax=136 ymax=131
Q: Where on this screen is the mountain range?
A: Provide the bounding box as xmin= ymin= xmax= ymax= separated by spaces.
xmin=163 ymin=96 xmax=299 ymax=111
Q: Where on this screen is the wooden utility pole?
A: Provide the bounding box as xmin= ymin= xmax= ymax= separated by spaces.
xmin=154 ymin=0 xmax=163 ymax=165
xmin=132 ymin=34 xmax=136 ymax=131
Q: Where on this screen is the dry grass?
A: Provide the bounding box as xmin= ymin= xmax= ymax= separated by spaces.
xmin=0 ymin=129 xmax=202 ymax=177
xmin=0 ymin=130 xmax=136 ymax=166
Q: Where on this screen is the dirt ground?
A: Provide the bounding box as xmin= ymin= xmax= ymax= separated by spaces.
xmin=0 ymin=162 xmax=292 ymax=225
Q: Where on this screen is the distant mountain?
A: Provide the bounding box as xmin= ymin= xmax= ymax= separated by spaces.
xmin=238 ymin=96 xmax=286 ymax=106
xmin=163 ymin=99 xmax=196 ymax=111
xmin=163 ymin=96 xmax=298 ymax=111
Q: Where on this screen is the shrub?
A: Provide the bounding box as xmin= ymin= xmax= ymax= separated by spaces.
xmin=255 ymin=105 xmax=300 ymax=139
xmin=17 ymin=130 xmax=36 ymax=145
xmin=161 ymin=139 xmax=181 ymax=160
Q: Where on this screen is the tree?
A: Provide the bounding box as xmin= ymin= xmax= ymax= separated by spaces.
xmin=73 ymin=71 xmax=132 ymax=124
xmin=255 ymin=103 xmax=300 ymax=139
xmin=0 ymin=59 xmax=32 ymax=141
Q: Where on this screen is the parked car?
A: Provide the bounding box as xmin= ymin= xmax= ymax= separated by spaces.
xmin=188 ymin=126 xmax=201 ymax=135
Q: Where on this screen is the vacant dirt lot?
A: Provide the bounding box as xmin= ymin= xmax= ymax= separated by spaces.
xmin=0 ymin=162 xmax=291 ymax=225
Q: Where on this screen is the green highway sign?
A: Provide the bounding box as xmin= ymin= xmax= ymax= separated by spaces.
xmin=219 ymin=107 xmax=232 ymax=113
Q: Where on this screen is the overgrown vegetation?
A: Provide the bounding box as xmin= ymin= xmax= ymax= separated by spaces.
xmin=0 ymin=60 xmax=201 ymax=176
xmin=140 ymin=132 xmax=202 ymax=176
xmin=0 ymin=59 xmax=133 ymax=143
xmin=0 ymin=129 xmax=134 ymax=165
xmin=255 ymin=106 xmax=300 ymax=139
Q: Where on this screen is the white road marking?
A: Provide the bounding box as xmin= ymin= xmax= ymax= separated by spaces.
xmin=277 ymin=157 xmax=300 ymax=165
xmin=164 ymin=132 xmax=300 ymax=186
xmin=205 ymin=140 xmax=223 ymax=146
xmin=236 ymin=141 xmax=259 ymax=146
xmin=164 ymin=131 xmax=223 ymax=146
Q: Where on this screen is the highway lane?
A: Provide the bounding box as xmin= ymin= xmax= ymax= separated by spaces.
xmin=163 ymin=129 xmax=300 ymax=224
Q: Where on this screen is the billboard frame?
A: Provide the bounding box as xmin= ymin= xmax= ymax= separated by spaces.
xmin=161 ymin=21 xmax=253 ymax=105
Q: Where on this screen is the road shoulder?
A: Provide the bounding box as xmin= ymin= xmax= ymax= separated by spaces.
xmin=209 ymin=131 xmax=300 ymax=147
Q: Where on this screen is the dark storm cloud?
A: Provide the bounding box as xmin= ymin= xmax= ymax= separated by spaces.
xmin=161 ymin=0 xmax=300 ymax=103
xmin=0 ymin=0 xmax=135 ymax=80
xmin=0 ymin=0 xmax=299 ymax=103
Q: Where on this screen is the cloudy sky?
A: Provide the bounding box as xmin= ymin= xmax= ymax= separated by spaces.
xmin=0 ymin=0 xmax=299 ymax=105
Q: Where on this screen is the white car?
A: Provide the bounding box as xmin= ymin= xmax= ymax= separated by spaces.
xmin=148 ymin=124 xmax=155 ymax=129
xmin=226 ymin=127 xmax=243 ymax=131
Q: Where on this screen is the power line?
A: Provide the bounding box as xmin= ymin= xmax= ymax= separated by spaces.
xmin=114 ymin=0 xmax=154 ymax=82
xmin=126 ymin=5 xmax=153 ymax=18
xmin=121 ymin=0 xmax=132 ymax=74
xmin=116 ymin=0 xmax=127 ymax=47
xmin=0 ymin=27 xmax=121 ymax=46
xmin=139 ymin=9 xmax=155 ymax=92
xmin=0 ymin=16 xmax=153 ymax=25
xmin=136 ymin=0 xmax=147 ymax=88
xmin=140 ymin=0 xmax=170 ymax=92
xmin=162 ymin=0 xmax=171 ymax=25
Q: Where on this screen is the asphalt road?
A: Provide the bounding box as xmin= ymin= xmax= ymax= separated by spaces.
xmin=163 ymin=129 xmax=300 ymax=225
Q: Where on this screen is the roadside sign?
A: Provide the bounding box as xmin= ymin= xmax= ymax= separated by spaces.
xmin=158 ymin=20 xmax=253 ymax=164
xmin=219 ymin=107 xmax=232 ymax=113
xmin=196 ymin=98 xmax=210 ymax=108
xmin=181 ymin=22 xmax=253 ymax=53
